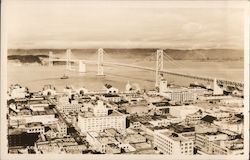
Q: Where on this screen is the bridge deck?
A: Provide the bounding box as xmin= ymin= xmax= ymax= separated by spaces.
xmin=48 ymin=58 xmax=244 ymax=88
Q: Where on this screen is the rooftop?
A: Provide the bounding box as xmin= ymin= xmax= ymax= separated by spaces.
xmin=103 ymin=94 xmax=120 ymax=97
xmin=201 ymin=115 xmax=217 ymax=123
xmin=32 ymin=108 xmax=54 ymax=116
xmin=161 ymin=131 xmax=187 ymax=142
xmin=79 ymin=110 xmax=123 ymax=118
xmin=25 ymin=122 xmax=44 ymax=128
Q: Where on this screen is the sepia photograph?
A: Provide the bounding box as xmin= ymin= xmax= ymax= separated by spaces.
xmin=1 ymin=0 xmax=249 ymax=160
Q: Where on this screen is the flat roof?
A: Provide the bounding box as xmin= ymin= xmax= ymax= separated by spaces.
xmin=32 ymin=108 xmax=54 ymax=116
xmin=161 ymin=131 xmax=187 ymax=142
xmin=79 ymin=110 xmax=123 ymax=118
xmin=25 ymin=122 xmax=44 ymax=128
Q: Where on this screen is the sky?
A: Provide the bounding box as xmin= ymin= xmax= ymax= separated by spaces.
xmin=6 ymin=1 xmax=245 ymax=49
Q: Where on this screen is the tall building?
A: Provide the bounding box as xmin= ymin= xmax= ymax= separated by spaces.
xmin=77 ymin=101 xmax=126 ymax=133
xmin=159 ymin=78 xmax=168 ymax=93
xmin=154 ymin=129 xmax=194 ymax=155
xmin=213 ymin=78 xmax=223 ymax=95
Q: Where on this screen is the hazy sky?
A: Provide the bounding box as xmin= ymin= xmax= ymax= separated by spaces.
xmin=6 ymin=1 xmax=245 ymax=49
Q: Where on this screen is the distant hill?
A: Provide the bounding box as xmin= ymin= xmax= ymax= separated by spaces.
xmin=8 ymin=48 xmax=244 ymax=63
xmin=8 ymin=55 xmax=48 ymax=64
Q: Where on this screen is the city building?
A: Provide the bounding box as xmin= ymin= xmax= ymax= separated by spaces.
xmin=8 ymin=84 xmax=28 ymax=99
xmin=162 ymin=89 xmax=196 ymax=104
xmin=194 ymin=131 xmax=242 ymax=155
xmin=124 ymin=133 xmax=147 ymax=144
xmin=101 ymin=94 xmax=122 ymax=103
xmin=63 ymin=86 xmax=77 ymax=96
xmin=208 ymin=139 xmax=244 ymax=155
xmin=9 ymin=107 xmax=57 ymax=126
xmin=169 ymin=105 xmax=200 ymax=120
xmin=8 ymin=129 xmax=40 ymax=148
xmin=76 ymin=87 xmax=88 ymax=95
xmin=57 ymin=95 xmax=83 ymax=113
xmin=219 ymin=98 xmax=244 ymax=107
xmin=77 ymin=101 xmax=126 ymax=133
xmin=159 ymin=78 xmax=168 ymax=93
xmin=125 ymin=81 xmax=140 ymax=94
xmin=103 ymin=84 xmax=119 ymax=94
xmin=185 ymin=110 xmax=203 ymax=125
xmin=154 ymin=129 xmax=194 ymax=155
xmin=213 ymin=120 xmax=244 ymax=134
xmin=26 ymin=122 xmax=45 ymax=134
xmin=86 ymin=131 xmax=120 ymax=154
xmin=29 ymin=100 xmax=49 ymax=112
xmin=56 ymin=121 xmax=67 ymax=138
xmin=42 ymin=85 xmax=56 ymax=96
xmin=213 ymin=78 xmax=224 ymax=95
xmin=126 ymin=101 xmax=148 ymax=116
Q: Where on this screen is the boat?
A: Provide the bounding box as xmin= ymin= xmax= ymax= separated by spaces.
xmin=60 ymin=74 xmax=69 ymax=79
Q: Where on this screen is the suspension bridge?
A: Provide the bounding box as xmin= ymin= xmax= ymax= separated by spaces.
xmin=47 ymin=48 xmax=244 ymax=89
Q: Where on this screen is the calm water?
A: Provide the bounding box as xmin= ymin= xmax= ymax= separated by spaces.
xmin=7 ymin=60 xmax=244 ymax=92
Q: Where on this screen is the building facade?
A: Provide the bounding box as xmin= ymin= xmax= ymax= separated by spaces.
xmin=154 ymin=129 xmax=194 ymax=155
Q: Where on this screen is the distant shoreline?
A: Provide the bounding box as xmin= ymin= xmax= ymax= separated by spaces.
xmin=7 ymin=48 xmax=244 ymax=63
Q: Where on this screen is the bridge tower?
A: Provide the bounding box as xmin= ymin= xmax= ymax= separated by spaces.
xmin=49 ymin=51 xmax=53 ymax=66
xmin=97 ymin=48 xmax=104 ymax=76
xmin=155 ymin=49 xmax=164 ymax=87
xmin=66 ymin=49 xmax=72 ymax=70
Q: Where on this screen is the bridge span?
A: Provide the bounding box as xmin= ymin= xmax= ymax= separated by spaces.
xmin=48 ymin=57 xmax=244 ymax=89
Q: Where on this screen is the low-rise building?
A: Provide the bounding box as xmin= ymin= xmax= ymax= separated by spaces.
xmin=185 ymin=110 xmax=203 ymax=125
xmin=195 ymin=132 xmax=243 ymax=155
xmin=26 ymin=122 xmax=45 ymax=134
xmin=42 ymin=85 xmax=56 ymax=96
xmin=154 ymin=129 xmax=194 ymax=155
xmin=9 ymin=84 xmax=28 ymax=99
xmin=209 ymin=139 xmax=244 ymax=155
xmin=103 ymin=84 xmax=119 ymax=94
xmin=9 ymin=107 xmax=57 ymax=126
xmin=219 ymin=98 xmax=244 ymax=107
xmin=124 ymin=133 xmax=146 ymax=144
xmin=169 ymin=105 xmax=200 ymax=120
xmin=56 ymin=121 xmax=67 ymax=138
xmin=57 ymin=95 xmax=82 ymax=113
xmin=101 ymin=94 xmax=121 ymax=103
xmin=86 ymin=131 xmax=120 ymax=154
xmin=195 ymin=132 xmax=229 ymax=152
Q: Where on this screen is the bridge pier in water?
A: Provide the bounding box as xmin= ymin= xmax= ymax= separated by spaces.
xmin=79 ymin=60 xmax=86 ymax=73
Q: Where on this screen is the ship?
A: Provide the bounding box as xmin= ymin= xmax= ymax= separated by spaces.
xmin=60 ymin=74 xmax=69 ymax=79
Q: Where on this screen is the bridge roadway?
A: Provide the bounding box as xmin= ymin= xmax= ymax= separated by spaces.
xmin=49 ymin=58 xmax=244 ymax=88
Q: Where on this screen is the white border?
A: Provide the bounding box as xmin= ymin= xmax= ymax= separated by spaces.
xmin=1 ymin=1 xmax=249 ymax=160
